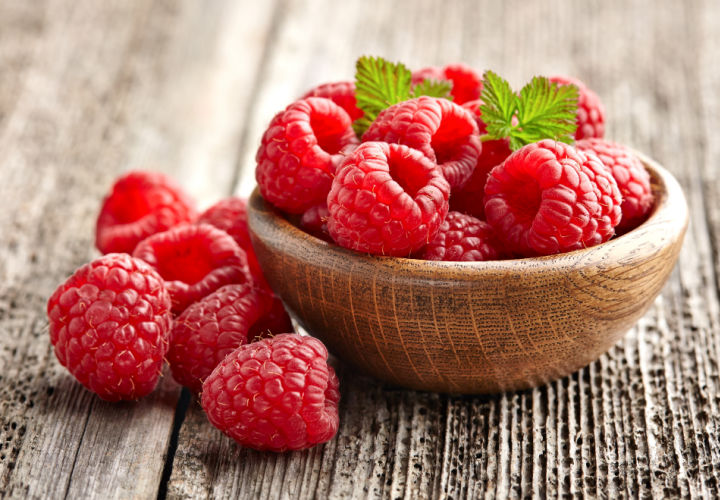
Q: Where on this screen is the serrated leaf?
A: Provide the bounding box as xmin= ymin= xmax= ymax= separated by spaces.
xmin=514 ymin=76 xmax=578 ymax=146
xmin=353 ymin=56 xmax=413 ymax=135
xmin=479 ymin=71 xmax=580 ymax=150
xmin=479 ymin=70 xmax=517 ymax=141
xmin=411 ymin=78 xmax=453 ymax=99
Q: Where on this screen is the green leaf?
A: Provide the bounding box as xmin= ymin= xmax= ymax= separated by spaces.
xmin=352 ymin=116 xmax=375 ymax=137
xmin=411 ymin=78 xmax=453 ymax=100
xmin=479 ymin=70 xmax=517 ymax=141
xmin=479 ymin=71 xmax=579 ymax=150
xmin=515 ymin=76 xmax=578 ymax=146
xmin=353 ymin=56 xmax=413 ymax=135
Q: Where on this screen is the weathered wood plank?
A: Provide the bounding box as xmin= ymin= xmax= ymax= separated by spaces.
xmin=0 ymin=0 xmax=277 ymax=498
xmin=1 ymin=3 xmax=163 ymax=496
xmin=2 ymin=0 xmax=720 ymax=498
xmin=167 ymin=0 xmax=720 ymax=499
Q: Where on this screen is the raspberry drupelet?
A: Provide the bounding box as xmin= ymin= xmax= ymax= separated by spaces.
xmin=95 ymin=170 xmax=196 ymax=255
xmin=575 ymin=149 xmax=625 ymax=247
xmin=302 ymin=81 xmax=364 ymax=121
xmin=46 ymin=254 xmax=172 ymax=401
xmin=412 ymin=63 xmax=483 ymax=104
xmin=133 ymin=223 xmax=252 ymax=314
xmin=576 ymin=138 xmax=654 ymax=232
xmin=419 ymin=211 xmax=504 ymax=261
xmin=362 ymin=96 xmax=482 ymax=189
xmin=201 ymin=334 xmax=340 ymax=452
xmin=549 ymin=76 xmax=605 ymax=140
xmin=196 ymin=197 xmax=264 ymax=284
xmin=484 ymin=140 xmax=621 ymax=256
xmin=167 ymin=284 xmax=292 ymax=393
xmin=255 ymin=97 xmax=359 ymax=214
xmin=326 ymin=142 xmax=450 ymax=256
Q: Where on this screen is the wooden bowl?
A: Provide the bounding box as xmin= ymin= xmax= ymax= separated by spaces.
xmin=247 ymin=154 xmax=688 ymax=394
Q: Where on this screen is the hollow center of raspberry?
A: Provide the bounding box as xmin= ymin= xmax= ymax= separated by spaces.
xmin=432 ymin=138 xmax=460 ymax=165
xmin=431 ymin=116 xmax=471 ymax=165
xmin=153 ymin=240 xmax=215 ymax=284
xmin=310 ymin=115 xmax=346 ymax=155
xmin=387 ymin=153 xmax=431 ymax=198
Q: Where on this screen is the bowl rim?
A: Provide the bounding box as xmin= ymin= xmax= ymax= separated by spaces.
xmin=248 ymin=150 xmax=688 ymax=277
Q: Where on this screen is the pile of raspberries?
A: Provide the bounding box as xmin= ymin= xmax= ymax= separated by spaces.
xmin=47 ymin=62 xmax=655 ymax=453
xmin=257 ymin=65 xmax=654 ymax=259
xmin=48 ymin=175 xmax=339 ymax=452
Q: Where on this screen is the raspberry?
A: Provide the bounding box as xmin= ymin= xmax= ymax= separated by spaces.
xmin=419 ymin=211 xmax=504 ymax=261
xmin=449 ymin=139 xmax=511 ymax=218
xmin=460 ymin=99 xmax=488 ymax=133
xmin=133 ymin=223 xmax=252 ymax=314
xmin=576 ymin=138 xmax=654 ymax=232
xmin=484 ymin=140 xmax=621 ymax=256
xmin=95 ymin=171 xmax=196 ymax=254
xmin=167 ymin=284 xmax=292 ymax=392
xmin=46 ymin=254 xmax=172 ymax=401
xmin=201 ymin=334 xmax=340 ymax=452
xmin=412 ymin=66 xmax=444 ymax=84
xmin=255 ymin=97 xmax=359 ymax=213
xmin=302 ymin=81 xmax=363 ymax=121
xmin=326 ymin=142 xmax=450 ymax=256
xmin=250 ymin=291 xmax=294 ymax=339
xmin=363 ymin=96 xmax=482 ymax=189
xmin=196 ymin=197 xmax=264 ymax=283
xmin=412 ymin=63 xmax=482 ymax=104
xmin=549 ymin=76 xmax=605 ymax=140
xmin=448 ymin=99 xmax=513 ymax=218
xmin=573 ymin=152 xmax=622 ymax=246
xmin=300 ymin=203 xmax=331 ymax=241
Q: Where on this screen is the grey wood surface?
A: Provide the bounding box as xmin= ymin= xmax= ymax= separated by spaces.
xmin=1 ymin=0 xmax=719 ymax=498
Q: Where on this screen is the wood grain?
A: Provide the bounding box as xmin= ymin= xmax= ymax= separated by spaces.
xmin=169 ymin=0 xmax=720 ymax=498
xmin=247 ymin=159 xmax=687 ymax=393
xmin=0 ymin=0 xmax=276 ymax=498
xmin=1 ymin=0 xmax=720 ymax=498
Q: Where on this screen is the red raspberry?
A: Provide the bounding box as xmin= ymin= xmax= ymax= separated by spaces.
xmin=250 ymin=292 xmax=295 ymax=340
xmin=255 ymin=97 xmax=359 ymax=213
xmin=133 ymin=223 xmax=252 ymax=314
xmin=302 ymin=81 xmax=363 ymax=121
xmin=576 ymin=138 xmax=654 ymax=232
xmin=167 ymin=284 xmax=292 ymax=393
xmin=95 ymin=171 xmax=196 ymax=255
xmin=448 ymin=99 xmax=513 ymax=218
xmin=574 ymin=151 xmax=623 ymax=247
xmin=484 ymin=140 xmax=621 ymax=256
xmin=449 ymin=139 xmax=511 ymax=218
xmin=300 ymin=203 xmax=331 ymax=241
xmin=460 ymin=99 xmax=488 ymax=133
xmin=46 ymin=254 xmax=172 ymax=401
xmin=549 ymin=76 xmax=605 ymax=140
xmin=196 ymin=197 xmax=264 ymax=283
xmin=412 ymin=66 xmax=444 ymax=84
xmin=201 ymin=334 xmax=340 ymax=452
xmin=419 ymin=211 xmax=504 ymax=261
xmin=412 ymin=63 xmax=482 ymax=104
xmin=326 ymin=142 xmax=450 ymax=256
xmin=363 ymin=96 xmax=482 ymax=189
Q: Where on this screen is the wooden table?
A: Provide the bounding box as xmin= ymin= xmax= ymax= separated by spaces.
xmin=2 ymin=1 xmax=719 ymax=498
